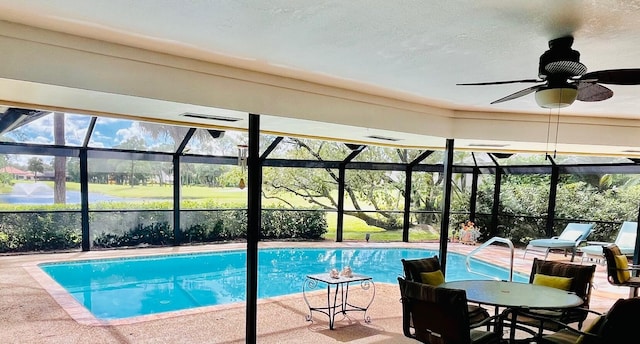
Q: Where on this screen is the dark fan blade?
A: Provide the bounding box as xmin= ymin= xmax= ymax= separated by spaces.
xmin=580 ymin=69 xmax=640 ymax=85
xmin=576 ymin=82 xmax=613 ymax=102
xmin=457 ymin=79 xmax=542 ymax=86
xmin=491 ymin=85 xmax=543 ymax=104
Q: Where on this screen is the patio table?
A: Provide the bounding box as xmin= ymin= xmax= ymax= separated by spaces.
xmin=302 ymin=273 xmax=375 ymax=330
xmin=441 ymin=280 xmax=583 ymax=343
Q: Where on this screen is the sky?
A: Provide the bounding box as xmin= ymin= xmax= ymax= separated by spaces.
xmin=6 ymin=113 xmax=133 ymax=147
xmin=2 ymin=111 xmax=245 ymax=167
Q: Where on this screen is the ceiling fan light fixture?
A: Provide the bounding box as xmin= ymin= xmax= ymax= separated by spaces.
xmin=534 ymin=86 xmax=578 ymax=108
xmin=459 ymin=36 xmax=640 ymax=106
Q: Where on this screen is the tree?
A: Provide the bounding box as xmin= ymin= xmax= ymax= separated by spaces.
xmin=137 ymin=123 xmax=238 ymax=155
xmin=253 ymin=138 xmax=486 ymax=232
xmin=114 ymin=137 xmax=149 ymax=187
xmin=27 ymin=157 xmax=45 ymax=181
xmin=54 ymin=112 xmax=67 ymax=203
xmin=194 ymin=163 xmax=228 ymax=187
xmin=137 ymin=123 xmax=240 ymax=187
xmin=0 ymin=153 xmax=11 ymax=186
xmin=66 ymin=158 xmax=80 ymax=183
xmin=260 ymin=138 xmax=428 ymax=229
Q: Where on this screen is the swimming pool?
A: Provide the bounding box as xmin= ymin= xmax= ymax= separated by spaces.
xmin=40 ymin=248 xmax=528 ymax=321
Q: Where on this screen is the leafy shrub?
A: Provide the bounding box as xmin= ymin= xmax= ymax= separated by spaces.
xmin=469 ymin=177 xmax=640 ymax=247
xmin=262 ymin=208 xmax=327 ymax=239
xmin=0 ymin=212 xmax=81 ymax=252
xmin=90 ymin=208 xmax=327 ymax=249
xmin=92 ymin=221 xmax=172 ymax=248
xmin=0 ymin=231 xmax=9 ymax=251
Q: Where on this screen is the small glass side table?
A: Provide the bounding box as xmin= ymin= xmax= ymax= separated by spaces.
xmin=302 ymin=273 xmax=375 ymax=330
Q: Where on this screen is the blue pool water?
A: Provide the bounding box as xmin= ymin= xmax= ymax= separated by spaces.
xmin=40 ymin=248 xmax=528 ymax=320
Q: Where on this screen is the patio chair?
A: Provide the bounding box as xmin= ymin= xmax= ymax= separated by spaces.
xmin=602 ymin=243 xmax=640 ymax=297
xmin=536 ymin=297 xmax=640 ymax=344
xmin=508 ymin=258 xmax=596 ymax=335
xmin=580 ymin=221 xmax=637 ymax=264
xmin=397 ymin=277 xmax=503 ymax=344
xmin=523 ymin=223 xmax=594 ymax=262
xmin=401 ymin=257 xmax=491 ymax=327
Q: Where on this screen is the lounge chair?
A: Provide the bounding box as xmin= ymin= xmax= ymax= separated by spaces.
xmin=523 ymin=223 xmax=594 ymax=261
xmin=397 ymin=277 xmax=503 ymax=344
xmin=580 ymin=221 xmax=637 ymax=264
xmin=507 ymin=258 xmax=596 ymax=335
xmin=602 ymin=243 xmax=640 ymax=297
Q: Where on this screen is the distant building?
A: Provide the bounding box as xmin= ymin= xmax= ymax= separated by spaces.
xmin=0 ymin=166 xmax=34 ymax=180
xmin=39 ymin=170 xmax=56 ymax=181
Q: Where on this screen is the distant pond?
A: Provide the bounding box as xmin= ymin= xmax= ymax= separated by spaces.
xmin=0 ymin=182 xmax=127 ymax=205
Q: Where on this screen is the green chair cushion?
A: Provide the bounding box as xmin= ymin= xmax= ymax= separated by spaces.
xmin=576 ymin=314 xmax=605 ymax=344
xmin=420 ymin=270 xmax=445 ymax=286
xmin=532 ymin=273 xmax=573 ymax=291
xmin=614 ymin=255 xmax=631 ymax=282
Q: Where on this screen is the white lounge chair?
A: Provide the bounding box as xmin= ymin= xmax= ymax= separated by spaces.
xmin=523 ymin=223 xmax=594 ymax=261
xmin=580 ymin=221 xmax=637 ymax=264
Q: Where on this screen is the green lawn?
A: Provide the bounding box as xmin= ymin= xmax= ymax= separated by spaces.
xmin=70 ymin=182 xmax=310 ymax=207
xmin=324 ymin=213 xmax=439 ymax=242
xmin=3 ymin=181 xmax=439 ymax=241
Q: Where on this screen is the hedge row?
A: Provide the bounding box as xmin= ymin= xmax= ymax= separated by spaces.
xmin=0 ymin=212 xmax=81 ymax=252
xmin=0 ymin=208 xmax=327 ymax=253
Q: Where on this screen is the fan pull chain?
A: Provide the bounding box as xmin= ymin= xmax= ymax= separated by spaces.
xmin=553 ymin=89 xmax=565 ymax=159
xmin=554 ymin=102 xmax=561 ymax=158
xmin=545 ymin=108 xmax=552 ymax=160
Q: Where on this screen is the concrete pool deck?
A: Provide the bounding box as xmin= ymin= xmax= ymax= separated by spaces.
xmin=0 ymin=241 xmax=630 ymax=343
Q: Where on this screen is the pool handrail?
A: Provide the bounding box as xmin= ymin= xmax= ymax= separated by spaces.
xmin=465 ymin=237 xmax=515 ymax=282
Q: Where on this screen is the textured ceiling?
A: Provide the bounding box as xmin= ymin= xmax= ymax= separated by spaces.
xmin=1 ymin=1 xmax=640 ymax=155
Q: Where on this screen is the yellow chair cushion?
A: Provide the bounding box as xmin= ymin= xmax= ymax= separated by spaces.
xmin=420 ymin=270 xmax=445 ymax=286
xmin=614 ymin=255 xmax=631 ymax=282
xmin=576 ymin=314 xmax=605 ymax=343
xmin=532 ymin=273 xmax=573 ymax=291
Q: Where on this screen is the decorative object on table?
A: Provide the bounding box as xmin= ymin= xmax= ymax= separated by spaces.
xmin=329 ymin=268 xmax=339 ymax=279
xmin=459 ymin=220 xmax=481 ymax=245
xmin=341 ymin=266 xmax=353 ymax=278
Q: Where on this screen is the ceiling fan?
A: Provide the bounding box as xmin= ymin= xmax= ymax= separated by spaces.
xmin=458 ymin=36 xmax=640 ymax=108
